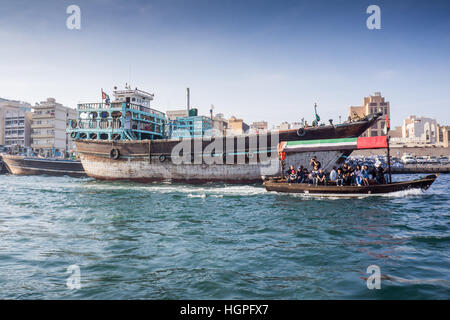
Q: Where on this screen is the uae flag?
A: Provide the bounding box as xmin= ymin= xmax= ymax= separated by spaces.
xmin=279 ymin=136 xmax=388 ymax=153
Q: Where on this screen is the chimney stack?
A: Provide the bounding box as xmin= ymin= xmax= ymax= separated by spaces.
xmin=186 ymin=88 xmax=190 ymax=113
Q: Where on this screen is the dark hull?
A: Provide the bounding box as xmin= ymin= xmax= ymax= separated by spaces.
xmin=76 ymin=115 xmax=380 ymax=159
xmin=263 ymin=174 xmax=439 ymax=196
xmin=74 ymin=113 xmax=382 ymax=183
xmin=1 ymin=154 xmax=86 ymax=177
xmin=0 ymin=156 xmax=9 ymax=174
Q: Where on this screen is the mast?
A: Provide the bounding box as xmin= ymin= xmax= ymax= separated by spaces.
xmin=385 ymin=116 xmax=392 ymax=184
xmin=387 ymin=135 xmax=392 ymax=184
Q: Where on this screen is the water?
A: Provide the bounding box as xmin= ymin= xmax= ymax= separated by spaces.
xmin=0 ymin=173 xmax=449 ymax=299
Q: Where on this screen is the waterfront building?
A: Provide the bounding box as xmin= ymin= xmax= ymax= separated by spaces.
xmin=275 ymin=122 xmax=291 ymax=131
xmin=213 ymin=113 xmax=228 ymax=136
xmin=440 ymin=126 xmax=450 ymax=148
xmin=402 ymin=115 xmax=439 ymax=144
xmin=349 ymin=92 xmax=390 ymax=137
xmin=31 ymin=98 xmax=76 ymax=157
xmin=249 ymin=121 xmax=268 ymax=134
xmin=227 ymin=116 xmax=249 ymax=135
xmin=389 ymin=115 xmax=445 ymax=147
xmin=0 ymin=98 xmax=32 ymax=147
xmin=166 ymin=109 xmax=188 ymax=121
xmin=171 ymin=116 xmax=214 ymax=138
xmin=389 ymin=126 xmax=403 ymax=138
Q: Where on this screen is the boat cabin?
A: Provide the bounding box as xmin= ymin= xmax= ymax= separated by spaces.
xmin=68 ymin=87 xmax=168 ymax=141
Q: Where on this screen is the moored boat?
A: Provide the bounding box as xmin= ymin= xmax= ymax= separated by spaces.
xmin=1 ymin=154 xmax=86 ymax=177
xmin=69 ymin=86 xmax=383 ymax=183
xmin=263 ymin=174 xmax=439 ymax=196
xmin=0 ymin=155 xmax=9 ymax=174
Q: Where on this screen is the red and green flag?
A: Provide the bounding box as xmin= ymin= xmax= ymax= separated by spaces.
xmin=101 ymin=89 xmax=109 ymax=100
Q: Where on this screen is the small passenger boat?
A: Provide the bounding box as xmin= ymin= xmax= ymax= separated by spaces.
xmin=263 ymin=174 xmax=439 ymax=196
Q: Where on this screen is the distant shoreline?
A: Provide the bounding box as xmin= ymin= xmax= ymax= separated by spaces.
xmin=352 ymin=146 xmax=450 ymax=157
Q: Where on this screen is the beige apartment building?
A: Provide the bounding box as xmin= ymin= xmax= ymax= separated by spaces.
xmin=349 ymin=92 xmax=390 ymax=137
xmin=31 ymin=98 xmax=77 ymax=157
xmin=0 ymin=98 xmax=32 ymax=147
xmin=440 ymin=126 xmax=450 ymax=148
xmin=227 ymin=116 xmax=249 ymax=135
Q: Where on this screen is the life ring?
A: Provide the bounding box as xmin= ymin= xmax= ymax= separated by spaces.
xmin=110 ymin=148 xmax=120 ymax=160
xmin=159 ymin=154 xmax=166 ymax=162
xmin=71 ymin=120 xmax=77 ymax=129
xmin=297 ymin=127 xmax=306 ymax=137
xmin=70 ymin=132 xmax=77 ymax=139
xmin=289 ymin=174 xmax=297 ymax=180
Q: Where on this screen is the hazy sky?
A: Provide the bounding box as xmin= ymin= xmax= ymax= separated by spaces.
xmin=0 ymin=0 xmax=449 ymax=127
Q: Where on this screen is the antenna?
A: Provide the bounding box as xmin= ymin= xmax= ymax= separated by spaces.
xmin=210 ymin=104 xmax=214 ymax=119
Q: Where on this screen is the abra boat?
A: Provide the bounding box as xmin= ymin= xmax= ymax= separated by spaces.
xmin=263 ymin=174 xmax=439 ymax=196
xmin=1 ymin=154 xmax=86 ymax=177
xmin=69 ymin=86 xmax=383 ymax=183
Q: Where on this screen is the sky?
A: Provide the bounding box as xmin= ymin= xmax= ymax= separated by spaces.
xmin=0 ymin=0 xmax=449 ymax=127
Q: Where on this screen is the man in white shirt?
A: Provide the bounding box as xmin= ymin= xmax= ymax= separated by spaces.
xmin=329 ymin=166 xmax=337 ymax=182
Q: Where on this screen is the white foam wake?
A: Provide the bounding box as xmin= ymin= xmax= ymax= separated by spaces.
xmin=82 ymin=182 xmax=267 ymax=197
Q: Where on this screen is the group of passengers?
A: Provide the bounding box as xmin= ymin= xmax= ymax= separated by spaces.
xmin=285 ymin=157 xmax=386 ymax=186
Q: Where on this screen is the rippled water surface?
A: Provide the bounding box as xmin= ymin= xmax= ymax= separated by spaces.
xmin=0 ymin=173 xmax=449 ymax=299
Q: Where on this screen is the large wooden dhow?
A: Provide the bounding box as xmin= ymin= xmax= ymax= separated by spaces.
xmin=70 ymin=87 xmax=383 ymax=183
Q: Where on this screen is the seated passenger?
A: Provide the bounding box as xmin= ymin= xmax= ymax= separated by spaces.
xmin=329 ymin=166 xmax=337 ymax=182
xmin=296 ymin=166 xmax=305 ymax=183
xmin=343 ymin=164 xmax=353 ymax=185
xmin=311 ymin=165 xmax=319 ymax=185
xmin=375 ymin=162 xmax=386 ymax=184
xmin=287 ymin=165 xmax=297 ymax=182
xmin=316 ymin=169 xmax=326 ymax=185
xmin=354 ymin=165 xmax=363 ymax=186
xmin=362 ymin=165 xmax=370 ymax=186
xmin=336 ymin=168 xmax=344 ymax=186
xmin=303 ymin=168 xmax=311 ymax=184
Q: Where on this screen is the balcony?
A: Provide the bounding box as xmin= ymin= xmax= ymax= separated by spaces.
xmin=33 ymin=113 xmax=55 ymax=119
xmin=31 ymin=134 xmax=54 ymax=139
xmin=31 ymin=123 xmax=54 ymax=128
xmin=31 ymin=143 xmax=54 ymax=149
